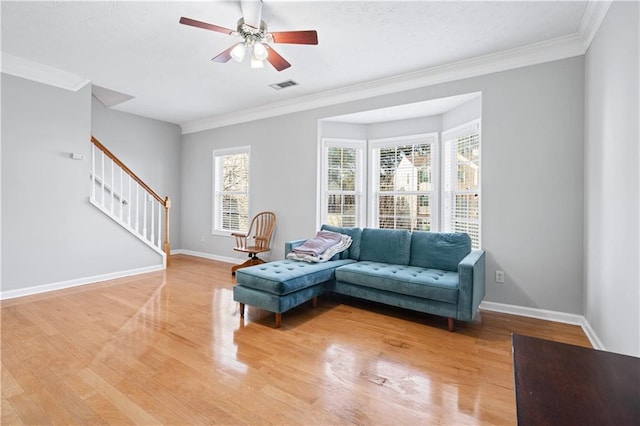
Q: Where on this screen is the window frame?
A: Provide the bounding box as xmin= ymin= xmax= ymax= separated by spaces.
xmin=212 ymin=146 xmax=250 ymax=236
xmin=368 ymin=133 xmax=440 ymax=231
xmin=318 ymin=138 xmax=366 ymax=228
xmin=441 ymin=119 xmax=482 ymax=248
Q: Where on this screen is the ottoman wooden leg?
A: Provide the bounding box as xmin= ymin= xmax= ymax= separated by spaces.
xmin=239 ymin=303 xmax=245 ymax=318
xmin=448 ymin=317 xmax=454 ymax=332
xmin=312 ymin=296 xmax=318 ymax=308
xmin=275 ymin=313 xmax=282 ymax=328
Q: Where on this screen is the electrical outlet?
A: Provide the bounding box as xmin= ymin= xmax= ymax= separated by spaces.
xmin=496 ymin=270 xmax=505 ymax=284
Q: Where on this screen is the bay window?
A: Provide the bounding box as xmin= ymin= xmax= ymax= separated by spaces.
xmin=319 ymin=120 xmax=481 ymax=248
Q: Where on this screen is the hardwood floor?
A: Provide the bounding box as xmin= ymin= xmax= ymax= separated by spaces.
xmin=1 ymin=254 xmax=591 ymax=425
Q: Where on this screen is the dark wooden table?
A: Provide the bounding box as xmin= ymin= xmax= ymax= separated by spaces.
xmin=512 ymin=333 xmax=640 ymax=426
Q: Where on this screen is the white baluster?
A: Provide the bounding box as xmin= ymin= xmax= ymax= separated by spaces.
xmin=128 ymin=177 xmax=132 ymax=228
xmin=150 ymin=200 xmax=155 ymax=244
xmin=110 ymin=159 xmax=115 ymax=214
xmin=135 ymin=185 xmax=140 ymax=233
xmin=91 ymin=145 xmax=96 ymax=201
xmin=101 ymin=152 xmax=105 ymax=206
xmin=143 ymin=192 xmax=148 ymax=239
xmin=119 ymin=168 xmax=124 ymax=220
xmin=157 ymin=200 xmax=162 ymax=248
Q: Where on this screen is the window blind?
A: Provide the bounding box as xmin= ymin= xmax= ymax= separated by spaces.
xmin=373 ymin=139 xmax=435 ymax=231
xmin=325 ymin=144 xmax=361 ymax=227
xmin=443 ymin=128 xmax=480 ymax=248
xmin=213 ymin=147 xmax=250 ymax=233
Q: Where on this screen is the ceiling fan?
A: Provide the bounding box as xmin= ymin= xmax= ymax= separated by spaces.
xmin=179 ymin=0 xmax=318 ymax=71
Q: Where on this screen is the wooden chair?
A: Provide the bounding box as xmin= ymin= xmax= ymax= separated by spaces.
xmin=231 ymin=211 xmax=276 ymax=275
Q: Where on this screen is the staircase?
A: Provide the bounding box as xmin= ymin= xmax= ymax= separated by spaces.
xmin=89 ymin=136 xmax=171 ymax=266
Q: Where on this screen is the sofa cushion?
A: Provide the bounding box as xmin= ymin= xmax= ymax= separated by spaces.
xmin=359 ymin=228 xmax=411 ymax=265
xmin=335 ymin=261 xmax=459 ymax=304
xmin=236 ymin=259 xmax=355 ymax=295
xmin=233 ymin=283 xmax=325 ymax=314
xmin=409 ymin=232 xmax=472 ymax=272
xmin=320 ymin=224 xmax=362 ymax=260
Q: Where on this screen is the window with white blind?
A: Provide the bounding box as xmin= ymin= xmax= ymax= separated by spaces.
xmin=442 ymin=120 xmax=481 ymax=248
xmin=213 ymin=147 xmax=250 ymax=234
xmin=370 ymin=134 xmax=438 ymax=231
xmin=318 ymin=121 xmax=481 ymax=248
xmin=320 ymin=139 xmax=365 ymax=227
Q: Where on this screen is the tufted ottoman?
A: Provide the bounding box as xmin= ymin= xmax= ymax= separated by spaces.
xmin=233 ymin=258 xmax=356 ymax=327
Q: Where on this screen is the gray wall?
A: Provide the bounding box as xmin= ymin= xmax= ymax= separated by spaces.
xmin=584 ymin=2 xmax=639 ymax=356
xmin=1 ymin=74 xmax=174 ymax=294
xmin=92 ymin=97 xmax=182 ymax=249
xmin=182 ymin=115 xmax=317 ymax=262
xmin=181 ymin=56 xmax=586 ymax=315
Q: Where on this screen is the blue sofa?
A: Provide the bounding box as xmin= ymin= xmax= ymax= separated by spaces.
xmin=233 ymin=225 xmax=486 ymax=331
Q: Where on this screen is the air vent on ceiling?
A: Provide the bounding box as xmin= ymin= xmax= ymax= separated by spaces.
xmin=269 ymin=80 xmax=298 ymax=90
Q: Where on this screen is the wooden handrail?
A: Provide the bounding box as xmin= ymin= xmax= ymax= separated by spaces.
xmin=91 ymin=135 xmax=171 ymax=266
xmin=91 ymin=136 xmax=166 ymax=206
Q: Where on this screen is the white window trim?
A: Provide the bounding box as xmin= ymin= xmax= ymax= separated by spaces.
xmin=368 ymin=133 xmax=439 ymax=230
xmin=212 ymin=146 xmax=250 ymax=236
xmin=441 ymin=119 xmax=482 ymax=248
xmin=318 ymin=138 xmax=366 ymax=229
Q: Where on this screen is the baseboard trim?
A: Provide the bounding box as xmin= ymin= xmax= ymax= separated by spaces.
xmin=171 ymin=249 xmax=242 ymax=265
xmin=578 ymin=316 xmax=606 ymax=351
xmin=1 ymin=259 xmax=607 ymax=352
xmin=0 ymin=264 xmax=165 ymax=301
xmin=479 ymin=301 xmax=605 ymax=350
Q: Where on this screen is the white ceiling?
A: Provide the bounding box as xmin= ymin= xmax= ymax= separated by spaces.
xmin=1 ymin=1 xmax=596 ymax=130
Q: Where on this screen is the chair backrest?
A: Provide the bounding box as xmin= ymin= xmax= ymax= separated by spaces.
xmin=249 ymin=211 xmax=276 ymax=250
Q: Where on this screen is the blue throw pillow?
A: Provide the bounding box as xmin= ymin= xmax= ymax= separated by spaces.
xmin=409 ymin=232 xmax=471 ymax=272
xmin=359 ymin=228 xmax=411 ymax=265
xmin=320 ymin=224 xmax=362 ymax=260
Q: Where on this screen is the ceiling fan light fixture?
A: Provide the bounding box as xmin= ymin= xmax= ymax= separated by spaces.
xmin=180 ymin=5 xmax=318 ymax=72
xmin=230 ymin=43 xmax=246 ymax=62
xmin=250 ymin=56 xmax=265 ymax=69
xmin=253 ymin=41 xmax=268 ymax=61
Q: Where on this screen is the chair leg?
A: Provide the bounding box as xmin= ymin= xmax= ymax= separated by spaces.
xmin=239 ymin=303 xmax=245 ymax=318
xmin=448 ymin=317 xmax=454 ymax=332
xmin=231 ymin=256 xmax=266 ymax=275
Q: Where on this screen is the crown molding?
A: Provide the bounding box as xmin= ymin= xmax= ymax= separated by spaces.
xmin=181 ymin=0 xmax=612 ymax=135
xmin=179 ymin=33 xmax=586 ymax=134
xmin=579 ymin=0 xmax=613 ymax=50
xmin=1 ymin=53 xmax=91 ymax=92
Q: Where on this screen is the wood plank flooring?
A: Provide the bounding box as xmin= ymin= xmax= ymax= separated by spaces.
xmin=1 ymin=254 xmax=591 ymax=425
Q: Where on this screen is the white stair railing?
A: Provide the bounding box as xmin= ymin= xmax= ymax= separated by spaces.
xmin=89 ymin=136 xmax=171 ymax=266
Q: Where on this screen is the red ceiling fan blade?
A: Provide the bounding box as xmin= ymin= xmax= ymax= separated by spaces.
xmin=179 ymin=17 xmax=234 ymax=35
xmin=270 ymin=30 xmax=318 ymax=45
xmin=211 ymin=44 xmax=238 ymax=63
xmin=265 ymin=45 xmax=291 ymax=71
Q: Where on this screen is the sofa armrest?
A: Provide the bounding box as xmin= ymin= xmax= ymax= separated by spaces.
xmin=457 ymin=249 xmax=486 ymax=322
xmin=285 ymin=239 xmax=308 ymax=256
